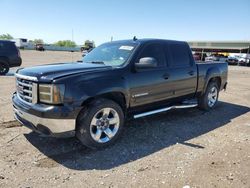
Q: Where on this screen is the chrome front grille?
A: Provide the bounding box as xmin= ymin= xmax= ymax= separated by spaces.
xmin=15 ymin=74 xmax=37 ymax=104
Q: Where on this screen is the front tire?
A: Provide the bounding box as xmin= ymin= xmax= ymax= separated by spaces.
xmin=76 ymin=98 xmax=124 ymax=149
xmin=198 ymin=82 xmax=219 ymax=111
xmin=0 ymin=61 xmax=9 ymax=75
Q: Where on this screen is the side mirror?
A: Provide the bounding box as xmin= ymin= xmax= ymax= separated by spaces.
xmin=135 ymin=57 xmax=158 ymax=69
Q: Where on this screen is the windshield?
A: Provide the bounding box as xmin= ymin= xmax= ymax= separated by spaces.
xmin=82 ymin=42 xmax=137 ymax=66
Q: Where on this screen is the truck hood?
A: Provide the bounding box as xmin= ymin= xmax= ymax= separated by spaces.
xmin=17 ymin=62 xmax=112 ymax=82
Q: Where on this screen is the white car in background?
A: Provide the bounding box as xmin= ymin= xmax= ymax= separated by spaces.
xmin=238 ymin=56 xmax=250 ymax=66
xmin=205 ymin=55 xmax=219 ymax=61
xmin=226 ymin=56 xmax=239 ymax=65
xmin=230 ymin=54 xmax=250 ymax=66
xmin=205 ymin=54 xmax=227 ymax=62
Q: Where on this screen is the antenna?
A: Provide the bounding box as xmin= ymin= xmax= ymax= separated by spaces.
xmin=133 ymin=36 xmax=137 ymax=41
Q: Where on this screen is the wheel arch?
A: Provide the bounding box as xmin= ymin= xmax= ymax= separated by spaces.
xmin=208 ymin=77 xmax=221 ymax=88
xmin=203 ymin=67 xmax=222 ymax=94
xmin=80 ymin=91 xmax=128 ymax=114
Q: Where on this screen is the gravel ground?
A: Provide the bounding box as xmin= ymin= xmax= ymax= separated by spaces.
xmin=0 ymin=50 xmax=249 ymax=188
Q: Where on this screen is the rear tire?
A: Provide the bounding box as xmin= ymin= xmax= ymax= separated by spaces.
xmin=76 ymin=98 xmax=124 ymax=149
xmin=198 ymin=82 xmax=219 ymax=111
xmin=0 ymin=61 xmax=9 ymax=75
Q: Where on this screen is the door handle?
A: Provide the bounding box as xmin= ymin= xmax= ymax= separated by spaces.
xmin=163 ymin=73 xmax=170 ymax=79
xmin=188 ymin=71 xmax=194 ymax=76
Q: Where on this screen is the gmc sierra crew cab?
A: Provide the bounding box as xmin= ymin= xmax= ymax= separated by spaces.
xmin=12 ymin=39 xmax=228 ymax=148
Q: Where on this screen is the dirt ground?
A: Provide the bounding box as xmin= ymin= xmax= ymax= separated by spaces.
xmin=0 ymin=50 xmax=249 ymax=188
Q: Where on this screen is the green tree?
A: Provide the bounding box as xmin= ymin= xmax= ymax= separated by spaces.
xmin=54 ymin=40 xmax=76 ymax=47
xmin=0 ymin=33 xmax=13 ymax=40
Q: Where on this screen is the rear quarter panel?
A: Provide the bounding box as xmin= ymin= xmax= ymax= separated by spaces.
xmin=196 ymin=62 xmax=228 ymax=94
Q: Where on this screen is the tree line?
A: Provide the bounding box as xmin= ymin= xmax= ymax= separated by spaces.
xmin=0 ymin=33 xmax=95 ymax=48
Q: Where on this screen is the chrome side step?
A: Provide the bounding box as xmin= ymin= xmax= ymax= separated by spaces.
xmin=133 ymin=103 xmax=198 ymax=119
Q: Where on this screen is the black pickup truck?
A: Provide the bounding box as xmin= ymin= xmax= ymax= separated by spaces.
xmin=12 ymin=39 xmax=228 ymax=148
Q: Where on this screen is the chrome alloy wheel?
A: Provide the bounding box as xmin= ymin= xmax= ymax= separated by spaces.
xmin=207 ymin=86 xmax=218 ymax=107
xmin=90 ymin=108 xmax=120 ymax=143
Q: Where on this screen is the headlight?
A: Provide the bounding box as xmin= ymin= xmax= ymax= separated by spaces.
xmin=39 ymin=84 xmax=65 ymax=104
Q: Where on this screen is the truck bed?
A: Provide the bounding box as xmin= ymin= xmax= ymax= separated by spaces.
xmin=196 ymin=61 xmax=228 ymax=93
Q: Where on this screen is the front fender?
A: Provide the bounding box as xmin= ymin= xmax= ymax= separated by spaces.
xmin=65 ymin=74 xmax=129 ymax=108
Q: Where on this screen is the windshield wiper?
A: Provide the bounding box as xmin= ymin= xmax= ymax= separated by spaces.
xmin=87 ymin=61 xmax=105 ymax=65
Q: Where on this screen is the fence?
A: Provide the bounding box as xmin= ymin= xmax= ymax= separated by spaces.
xmin=24 ymin=44 xmax=81 ymax=52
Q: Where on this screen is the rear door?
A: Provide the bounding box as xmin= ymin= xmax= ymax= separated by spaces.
xmin=165 ymin=42 xmax=197 ymax=97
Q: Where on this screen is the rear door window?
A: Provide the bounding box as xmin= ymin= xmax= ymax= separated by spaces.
xmin=168 ymin=43 xmax=191 ymax=68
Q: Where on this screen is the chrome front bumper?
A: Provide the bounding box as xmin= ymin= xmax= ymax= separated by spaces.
xmin=14 ymin=106 xmax=75 ymax=137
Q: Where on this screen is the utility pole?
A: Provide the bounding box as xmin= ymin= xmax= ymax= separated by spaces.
xmin=71 ymin=29 xmax=74 ymax=62
xmin=201 ymin=49 xmax=204 ymax=61
xmin=71 ymin=29 xmax=74 ymax=42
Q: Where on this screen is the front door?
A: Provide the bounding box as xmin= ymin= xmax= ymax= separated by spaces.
xmin=128 ymin=43 xmax=175 ymax=107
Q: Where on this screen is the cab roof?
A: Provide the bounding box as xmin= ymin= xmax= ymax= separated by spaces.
xmin=107 ymin=38 xmax=187 ymax=45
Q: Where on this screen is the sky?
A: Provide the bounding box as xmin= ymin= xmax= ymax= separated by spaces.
xmin=1 ymin=0 xmax=250 ymax=45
